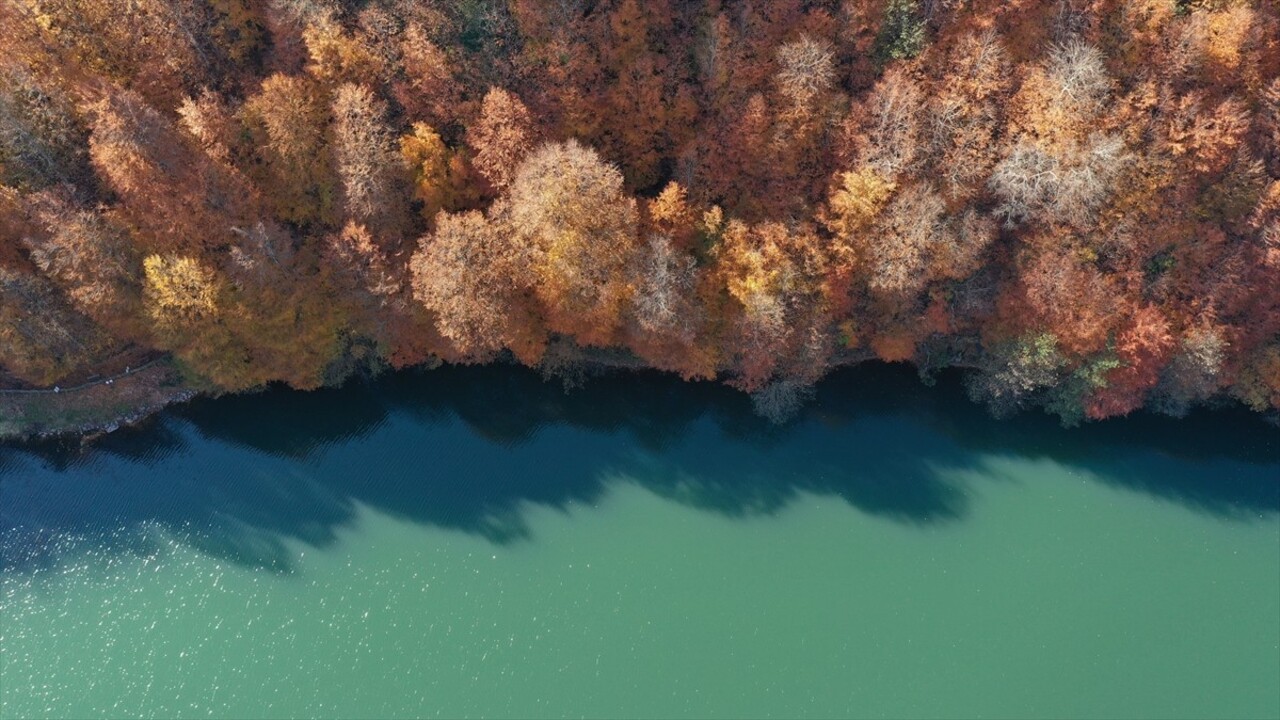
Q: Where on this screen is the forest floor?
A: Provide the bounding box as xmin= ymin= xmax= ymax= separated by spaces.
xmin=0 ymin=357 xmax=197 ymax=442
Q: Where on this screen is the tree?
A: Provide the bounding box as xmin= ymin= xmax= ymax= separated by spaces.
xmin=989 ymin=132 xmax=1128 ymax=227
xmin=647 ymin=181 xmax=697 ymax=246
xmin=409 ymin=206 xmax=544 ymax=363
xmin=466 ymin=87 xmax=537 ymax=191
xmin=1261 ymin=79 xmax=1280 ymax=177
xmin=829 ymin=177 xmax=992 ymax=305
xmin=326 ymin=221 xmax=399 ymax=303
xmin=177 ymin=89 xmax=236 ymax=164
xmin=1172 ymin=5 xmax=1257 ymax=86
xmin=825 ymin=166 xmax=897 ymax=239
xmin=864 ymin=183 xmax=947 ymax=297
xmin=241 ymin=73 xmax=337 ymax=228
xmin=966 ymin=333 xmax=1066 ymax=417
xmin=1162 ymin=94 xmax=1250 ymax=176
xmin=1234 ymin=343 xmax=1280 ymax=412
xmin=990 ymin=42 xmax=1128 ymax=228
xmin=88 ymin=89 xmax=258 ymax=254
xmin=400 ymin=122 xmax=452 ymax=222
xmin=775 ymin=35 xmax=836 ymax=111
xmin=1084 ymin=304 xmax=1176 ymax=418
xmin=20 ymin=0 xmax=203 ymax=107
xmin=21 ymin=190 xmax=141 ymax=334
xmin=841 ymin=68 xmax=925 ymax=180
xmin=875 ymin=0 xmax=926 ymax=62
xmin=331 ymin=83 xmax=406 ymax=234
xmin=0 ymin=61 xmax=88 ymax=189
xmin=926 ymin=30 xmax=1011 ymax=199
xmin=302 ymin=13 xmax=382 ymax=87
xmin=395 ymin=23 xmax=462 ymax=129
xmin=142 ymin=254 xmax=219 ymax=326
xmin=630 ymin=233 xmax=698 ymax=341
xmin=716 ymin=219 xmax=828 ymax=389
xmin=1041 ymin=41 xmax=1110 ymax=121
xmin=1153 ymin=322 xmax=1227 ymax=416
xmin=205 ymin=0 xmax=266 ymax=70
xmin=1012 ymin=242 xmax=1119 ymax=357
xmin=719 ymin=220 xmax=793 ymax=388
xmin=0 ymin=266 xmax=113 ymax=385
xmin=226 ymin=223 xmax=347 ymax=391
xmin=507 ymin=140 xmax=639 ymax=345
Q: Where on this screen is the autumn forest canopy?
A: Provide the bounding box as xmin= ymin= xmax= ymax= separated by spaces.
xmin=1 ymin=0 xmax=1278 ymax=424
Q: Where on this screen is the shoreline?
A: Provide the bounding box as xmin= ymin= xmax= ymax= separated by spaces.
xmin=0 ymin=342 xmax=867 ymax=443
xmin=2 ymin=344 xmax=1275 ymax=444
xmin=0 ymin=358 xmax=198 ymax=443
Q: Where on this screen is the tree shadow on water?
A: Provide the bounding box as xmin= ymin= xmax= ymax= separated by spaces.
xmin=866 ymin=369 xmax=1280 ymax=518
xmin=1 ymin=362 xmax=1276 ymax=575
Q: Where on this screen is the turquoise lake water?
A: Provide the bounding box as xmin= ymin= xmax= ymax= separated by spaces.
xmin=2 ymin=364 xmax=1277 ymax=718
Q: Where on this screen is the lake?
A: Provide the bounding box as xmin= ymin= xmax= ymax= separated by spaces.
xmin=2 ymin=363 xmax=1277 ymax=719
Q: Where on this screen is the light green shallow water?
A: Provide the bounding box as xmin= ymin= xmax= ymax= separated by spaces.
xmin=2 ymin=366 xmax=1278 ymax=718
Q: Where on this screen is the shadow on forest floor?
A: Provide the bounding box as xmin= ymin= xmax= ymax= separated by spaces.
xmin=2 ymin=362 xmax=1277 ymax=574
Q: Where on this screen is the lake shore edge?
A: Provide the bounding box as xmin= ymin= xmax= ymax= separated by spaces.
xmin=0 ymin=357 xmax=199 ymax=443
xmin=3 ymin=344 xmax=1275 ymax=444
xmin=0 ymin=343 xmax=875 ymax=443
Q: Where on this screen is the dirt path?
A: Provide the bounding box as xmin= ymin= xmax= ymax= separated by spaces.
xmin=0 ymin=357 xmax=197 ymax=441
xmin=0 ymin=356 xmax=169 ymax=396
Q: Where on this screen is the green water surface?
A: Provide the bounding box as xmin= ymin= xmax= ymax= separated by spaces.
xmin=2 ymin=365 xmax=1277 ymax=718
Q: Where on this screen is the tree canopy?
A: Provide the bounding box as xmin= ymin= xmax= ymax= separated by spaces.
xmin=2 ymin=0 xmax=1278 ymax=422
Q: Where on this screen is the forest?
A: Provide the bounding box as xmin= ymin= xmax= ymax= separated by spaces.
xmin=1 ymin=0 xmax=1278 ymax=424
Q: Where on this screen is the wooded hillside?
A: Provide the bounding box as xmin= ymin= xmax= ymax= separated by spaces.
xmin=2 ymin=0 xmax=1278 ymax=423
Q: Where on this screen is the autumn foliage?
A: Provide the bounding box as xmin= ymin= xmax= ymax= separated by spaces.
xmin=2 ymin=0 xmax=1278 ymax=423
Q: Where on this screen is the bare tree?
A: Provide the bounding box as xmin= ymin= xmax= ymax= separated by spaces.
xmin=849 ymin=68 xmax=925 ymax=179
xmin=989 ymin=132 xmax=1127 ymax=227
xmin=927 ymin=30 xmax=1009 ymax=197
xmin=1045 ymin=41 xmax=1110 ymax=118
xmin=632 ymin=234 xmax=698 ymax=341
xmin=775 ymin=36 xmax=836 ymax=109
xmin=331 ymin=83 xmax=403 ymax=228
xmin=867 ymin=183 xmax=947 ymax=296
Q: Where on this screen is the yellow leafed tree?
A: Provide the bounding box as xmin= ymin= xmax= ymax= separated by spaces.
xmin=143 ymin=254 xmax=218 ymax=325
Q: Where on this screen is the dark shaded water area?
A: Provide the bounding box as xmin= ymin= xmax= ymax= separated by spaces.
xmin=4 ymin=362 xmax=1276 ymax=574
xmin=2 ymin=363 xmax=1277 ymax=718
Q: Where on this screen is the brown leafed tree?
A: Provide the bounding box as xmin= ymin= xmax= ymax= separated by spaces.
xmin=0 ymin=266 xmax=115 ymax=385
xmin=466 ymin=87 xmax=537 ymax=191
xmin=331 ymin=83 xmax=406 ymax=235
xmin=241 ymin=73 xmax=337 ymax=228
xmin=507 ymin=140 xmax=639 ymax=346
xmin=410 ymin=206 xmax=543 ymax=362
xmin=88 ymin=89 xmax=258 ymax=254
xmin=0 ymin=61 xmax=89 ymax=189
xmin=21 ymin=190 xmax=141 ymax=334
